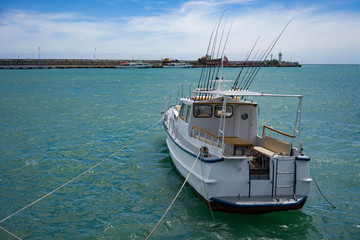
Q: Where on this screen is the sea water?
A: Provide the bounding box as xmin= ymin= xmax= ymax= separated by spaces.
xmin=0 ymin=65 xmax=359 ymax=239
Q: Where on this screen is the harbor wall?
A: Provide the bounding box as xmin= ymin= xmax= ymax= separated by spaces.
xmin=0 ymin=59 xmax=301 ymax=69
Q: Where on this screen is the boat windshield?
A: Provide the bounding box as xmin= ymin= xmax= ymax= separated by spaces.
xmin=193 ymin=105 xmax=212 ymax=118
xmin=214 ymin=105 xmax=233 ymax=118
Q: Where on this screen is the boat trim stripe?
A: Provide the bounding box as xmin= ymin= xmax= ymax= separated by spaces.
xmin=210 ymin=196 xmax=307 ymax=208
xmin=295 ymin=156 xmax=311 ymax=161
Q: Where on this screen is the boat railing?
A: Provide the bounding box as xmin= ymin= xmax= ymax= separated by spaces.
xmin=262 ymin=125 xmax=295 ymax=143
xmin=166 ymin=113 xmax=177 ymax=138
xmin=257 ymin=125 xmax=295 ymax=156
xmin=165 ymin=84 xmax=184 ymax=111
xmin=191 ymin=125 xmax=222 ymax=148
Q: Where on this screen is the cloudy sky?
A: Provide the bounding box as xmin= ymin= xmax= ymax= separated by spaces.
xmin=0 ymin=0 xmax=359 ymax=64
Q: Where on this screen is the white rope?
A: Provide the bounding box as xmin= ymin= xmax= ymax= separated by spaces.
xmin=0 ymin=117 xmax=163 ymax=238
xmin=200 ymin=160 xmax=216 ymax=221
xmin=145 ymin=151 xmax=201 ymax=240
xmin=310 ymin=166 xmax=336 ymax=208
xmin=0 ymin=226 xmax=22 ymax=240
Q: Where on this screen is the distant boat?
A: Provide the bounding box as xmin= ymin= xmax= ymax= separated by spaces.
xmin=116 ymin=61 xmax=153 ymax=69
xmin=163 ymin=62 xmax=192 ymax=68
xmin=162 ymin=58 xmax=192 ymax=68
xmin=198 ymin=54 xmax=228 ymax=66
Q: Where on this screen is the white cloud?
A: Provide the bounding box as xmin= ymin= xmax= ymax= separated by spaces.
xmin=0 ymin=1 xmax=359 ymax=63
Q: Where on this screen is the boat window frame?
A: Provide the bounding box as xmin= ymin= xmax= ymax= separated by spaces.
xmin=193 ymin=105 xmax=212 ymax=118
xmin=214 ymin=105 xmax=233 ymax=118
xmin=185 ymin=105 xmax=191 ymax=123
xmin=179 ymin=103 xmax=185 ymax=120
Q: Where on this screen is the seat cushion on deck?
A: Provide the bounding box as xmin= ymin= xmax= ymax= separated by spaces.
xmin=262 ymin=136 xmax=292 ymax=156
xmin=253 ymin=146 xmax=274 ymax=158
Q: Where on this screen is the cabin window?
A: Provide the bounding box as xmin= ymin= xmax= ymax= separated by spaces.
xmin=193 ymin=105 xmax=212 ymax=118
xmin=214 ymin=105 xmax=233 ymax=118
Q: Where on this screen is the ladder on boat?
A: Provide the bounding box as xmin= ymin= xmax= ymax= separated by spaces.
xmin=273 ymin=158 xmax=297 ymax=200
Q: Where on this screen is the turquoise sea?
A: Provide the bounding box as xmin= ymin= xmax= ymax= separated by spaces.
xmin=0 ymin=65 xmax=359 ymax=239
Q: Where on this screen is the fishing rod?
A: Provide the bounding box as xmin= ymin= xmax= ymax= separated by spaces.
xmin=232 ymin=35 xmax=260 ymax=90
xmin=238 ymin=18 xmax=294 ymax=91
xmin=238 ymin=48 xmax=262 ymax=90
xmin=212 ymin=20 xmax=234 ymax=90
xmin=197 ymin=10 xmax=231 ymax=98
xmin=239 ymin=40 xmax=275 ymax=91
xmin=210 ymin=17 xmax=227 ymax=88
xmin=245 ymin=18 xmax=294 ymax=90
xmin=202 ymin=14 xmax=226 ymax=98
xmin=198 ymin=13 xmax=227 ymax=94
xmin=197 ymin=20 xmax=218 ymax=91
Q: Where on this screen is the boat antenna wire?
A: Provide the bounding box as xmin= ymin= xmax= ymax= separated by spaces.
xmin=146 ymin=150 xmax=203 ymax=240
xmin=0 ymin=117 xmax=164 ymax=239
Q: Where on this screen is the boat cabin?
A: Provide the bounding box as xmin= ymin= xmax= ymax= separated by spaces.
xmin=177 ymin=97 xmax=258 ymax=155
xmin=173 ymin=94 xmax=300 ymax=180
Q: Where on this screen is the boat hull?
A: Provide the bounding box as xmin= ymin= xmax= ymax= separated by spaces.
xmin=210 ymin=196 xmax=307 ymax=214
xmin=165 ymin=126 xmax=308 ymax=214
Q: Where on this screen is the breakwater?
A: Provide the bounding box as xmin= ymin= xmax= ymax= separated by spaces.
xmin=0 ymin=59 xmax=301 ymax=69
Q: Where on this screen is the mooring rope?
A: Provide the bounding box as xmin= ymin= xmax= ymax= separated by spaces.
xmin=0 ymin=226 xmax=22 ymax=240
xmin=0 ymin=117 xmax=164 ymax=239
xmin=200 ymin=160 xmax=216 ymax=221
xmin=310 ymin=166 xmax=336 ymax=208
xmin=145 ymin=150 xmax=202 ymax=240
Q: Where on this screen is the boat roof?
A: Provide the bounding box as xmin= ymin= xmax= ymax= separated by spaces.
xmin=195 ymin=89 xmax=303 ymax=98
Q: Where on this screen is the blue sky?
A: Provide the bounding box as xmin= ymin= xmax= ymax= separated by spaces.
xmin=0 ymin=0 xmax=359 ymax=63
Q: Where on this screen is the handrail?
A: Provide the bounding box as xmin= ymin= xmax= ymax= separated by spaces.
xmin=192 ymin=125 xmax=219 ymax=139
xmin=191 ymin=125 xmax=222 ymax=149
xmin=262 ymin=125 xmax=295 ymax=138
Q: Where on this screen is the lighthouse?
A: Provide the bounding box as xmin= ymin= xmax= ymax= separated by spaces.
xmin=279 ymin=52 xmax=282 ymax=62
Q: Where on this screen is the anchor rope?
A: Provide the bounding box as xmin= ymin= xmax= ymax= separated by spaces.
xmin=310 ymin=166 xmax=336 ymax=208
xmin=0 ymin=117 xmax=164 ymax=238
xmin=145 ymin=151 xmax=201 ymax=240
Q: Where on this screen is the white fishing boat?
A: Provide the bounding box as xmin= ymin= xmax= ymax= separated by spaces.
xmin=162 ymin=20 xmax=311 ymax=214
xmin=116 ymin=61 xmax=153 ymax=69
xmin=163 ymin=62 xmax=192 ymax=68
